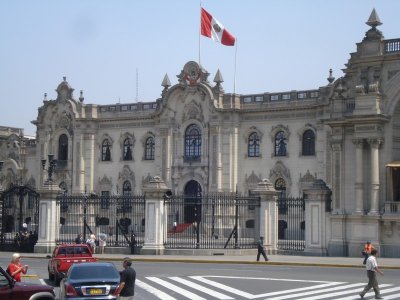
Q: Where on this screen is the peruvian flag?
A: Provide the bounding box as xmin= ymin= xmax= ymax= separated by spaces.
xmin=201 ymin=8 xmax=235 ymax=46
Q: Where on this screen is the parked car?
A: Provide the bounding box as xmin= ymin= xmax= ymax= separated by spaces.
xmin=59 ymin=262 xmax=120 ymax=299
xmin=0 ymin=265 xmax=56 ymax=300
xmin=47 ymin=244 xmax=97 ymax=286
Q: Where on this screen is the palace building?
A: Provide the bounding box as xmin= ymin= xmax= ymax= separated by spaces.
xmin=0 ymin=9 xmax=399 ymax=257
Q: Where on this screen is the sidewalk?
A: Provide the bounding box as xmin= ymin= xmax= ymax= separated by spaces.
xmin=3 ymin=252 xmax=400 ymax=269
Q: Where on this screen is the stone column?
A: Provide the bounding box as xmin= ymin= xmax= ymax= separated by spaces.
xmin=141 ymin=176 xmax=170 ymax=255
xmin=303 ymin=179 xmax=331 ymax=256
xmin=251 ymin=179 xmax=278 ymax=253
xmin=352 ymin=139 xmax=364 ymax=214
xmin=368 ymin=138 xmax=383 ymax=215
xmin=34 ymin=182 xmax=61 ymax=253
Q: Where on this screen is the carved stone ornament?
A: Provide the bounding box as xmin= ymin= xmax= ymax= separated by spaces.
xmin=182 ymin=101 xmax=204 ymax=123
xmin=177 ymin=61 xmax=209 ymax=86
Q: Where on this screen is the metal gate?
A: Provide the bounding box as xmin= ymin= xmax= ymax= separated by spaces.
xmin=277 ymin=196 xmax=305 ymax=251
xmin=0 ymin=184 xmax=39 ymax=252
xmin=56 ymin=194 xmax=145 ymax=250
xmin=164 ymin=193 xmax=260 ymax=249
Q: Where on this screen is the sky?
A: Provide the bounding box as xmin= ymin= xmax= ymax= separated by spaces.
xmin=1 ymin=0 xmax=399 ymax=135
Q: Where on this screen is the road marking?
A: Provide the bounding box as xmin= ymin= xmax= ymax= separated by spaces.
xmin=39 ymin=278 xmax=46 ymax=285
xmin=302 ymin=283 xmax=391 ymax=300
xmin=170 ymin=276 xmax=234 ymax=300
xmin=147 ymin=277 xmax=207 ymax=300
xmin=338 ymin=286 xmax=400 ymax=300
xmin=265 ymin=283 xmax=368 ymax=300
xmin=191 ymin=276 xmax=343 ymax=299
xmin=136 ymin=279 xmax=177 ymax=300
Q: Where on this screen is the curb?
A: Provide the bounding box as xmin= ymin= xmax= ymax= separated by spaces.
xmin=14 ymin=255 xmax=400 ymax=270
xmin=96 ymin=257 xmax=400 ymax=270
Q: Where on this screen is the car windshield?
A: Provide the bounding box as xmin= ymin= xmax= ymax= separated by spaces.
xmin=70 ymin=265 xmax=119 ymax=280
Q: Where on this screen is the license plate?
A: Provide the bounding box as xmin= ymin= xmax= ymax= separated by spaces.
xmin=89 ymin=288 xmax=103 ymax=295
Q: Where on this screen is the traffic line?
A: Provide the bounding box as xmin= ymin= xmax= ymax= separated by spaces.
xmin=191 ymin=276 xmax=257 ymax=299
xmin=170 ymin=276 xmax=234 ymax=300
xmin=264 ymin=283 xmax=368 ymax=300
xmin=337 ymin=286 xmax=400 ymax=300
xmin=147 ymin=277 xmax=207 ymax=300
xmin=136 ymin=279 xmax=177 ymax=300
xmin=295 ymin=284 xmax=392 ymax=300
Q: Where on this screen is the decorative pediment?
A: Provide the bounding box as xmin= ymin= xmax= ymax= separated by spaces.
xmin=118 ymin=165 xmax=136 ymax=191
xmin=245 ymin=171 xmax=262 ymax=190
xmin=269 ymin=161 xmax=291 ymax=187
xmin=182 ymin=100 xmax=204 ymax=123
xmin=177 ymin=61 xmax=210 ymax=86
xmin=99 ymin=174 xmax=112 ymax=190
xmin=56 ymin=76 xmax=75 ymax=101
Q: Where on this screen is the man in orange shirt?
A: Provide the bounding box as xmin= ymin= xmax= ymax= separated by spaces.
xmin=363 ymin=240 xmax=374 ymax=265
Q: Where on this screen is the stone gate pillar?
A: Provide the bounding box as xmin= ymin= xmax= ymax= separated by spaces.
xmin=141 ymin=176 xmax=169 ymax=255
xmin=303 ymin=179 xmax=331 ymax=256
xmin=251 ymin=179 xmax=278 ymax=253
xmin=34 ymin=182 xmax=61 ymax=253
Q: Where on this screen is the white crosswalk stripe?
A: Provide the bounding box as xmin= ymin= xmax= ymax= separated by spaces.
xmin=136 ymin=279 xmax=178 ymax=300
xmin=170 ymin=276 xmax=234 ymax=299
xmin=299 ymin=284 xmax=392 ymax=300
xmin=338 ymin=286 xmax=400 ymax=300
xmin=146 ymin=276 xmax=208 ymax=300
xmin=135 ymin=276 xmax=400 ymax=300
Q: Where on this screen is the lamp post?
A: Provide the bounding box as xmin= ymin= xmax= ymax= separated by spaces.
xmin=41 ymin=154 xmax=57 ymax=183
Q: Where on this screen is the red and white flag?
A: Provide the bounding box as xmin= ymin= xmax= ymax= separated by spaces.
xmin=200 ymin=8 xmax=235 ymax=46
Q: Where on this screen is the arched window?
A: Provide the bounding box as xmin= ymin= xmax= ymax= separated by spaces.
xmin=102 ymin=139 xmax=111 ymax=161
xmin=184 ymin=124 xmax=201 ymax=159
xmin=123 ymin=138 xmax=133 ymax=161
xmin=248 ymin=132 xmax=260 ymax=157
xmin=275 ymin=178 xmax=287 ymax=214
xmin=302 ymin=130 xmax=315 ymax=156
xmin=274 ymin=131 xmax=287 ymax=156
xmin=58 ymin=134 xmax=68 ymax=161
xmin=122 ymin=181 xmax=132 ymax=196
xmin=145 ymin=137 xmax=155 ymax=160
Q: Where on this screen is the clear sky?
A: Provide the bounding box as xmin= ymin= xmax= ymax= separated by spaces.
xmin=1 ymin=0 xmax=399 ymax=135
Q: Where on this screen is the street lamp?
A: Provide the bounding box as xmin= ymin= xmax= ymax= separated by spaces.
xmin=41 ymin=154 xmax=57 ymax=182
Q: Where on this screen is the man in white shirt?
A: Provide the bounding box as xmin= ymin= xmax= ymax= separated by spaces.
xmin=359 ymin=248 xmax=384 ymax=299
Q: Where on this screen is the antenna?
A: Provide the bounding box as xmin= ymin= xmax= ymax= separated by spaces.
xmin=135 ymin=68 xmax=139 ymax=102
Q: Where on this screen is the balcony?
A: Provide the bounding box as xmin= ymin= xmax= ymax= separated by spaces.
xmin=384 ymin=202 xmax=400 ymax=214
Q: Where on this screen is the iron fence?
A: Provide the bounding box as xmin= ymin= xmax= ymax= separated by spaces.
xmin=56 ymin=194 xmax=145 ymax=249
xmin=164 ymin=193 xmax=260 ymax=249
xmin=277 ymin=196 xmax=305 ymax=251
xmin=0 ymin=184 xmax=39 ymax=252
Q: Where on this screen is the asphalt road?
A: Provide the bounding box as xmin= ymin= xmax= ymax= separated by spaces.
xmin=2 ymin=257 xmax=400 ymax=299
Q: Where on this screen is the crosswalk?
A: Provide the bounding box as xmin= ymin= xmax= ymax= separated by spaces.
xmin=135 ymin=276 xmax=400 ymax=300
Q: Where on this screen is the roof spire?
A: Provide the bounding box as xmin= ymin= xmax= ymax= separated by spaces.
xmin=366 ymin=8 xmax=382 ymax=28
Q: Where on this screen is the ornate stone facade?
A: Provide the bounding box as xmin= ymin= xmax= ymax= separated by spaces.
xmin=1 ymin=9 xmax=400 ymax=257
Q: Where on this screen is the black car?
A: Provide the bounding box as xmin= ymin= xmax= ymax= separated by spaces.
xmin=0 ymin=266 xmax=56 ymax=300
xmin=59 ymin=262 xmax=120 ymax=299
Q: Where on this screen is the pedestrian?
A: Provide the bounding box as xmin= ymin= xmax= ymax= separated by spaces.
xmin=86 ymin=234 xmax=96 ymax=254
xmin=359 ymin=248 xmax=384 ymax=299
xmin=98 ymin=233 xmax=107 ymax=254
xmin=75 ymin=233 xmax=83 ymax=244
xmin=362 ymin=240 xmax=374 ymax=265
xmin=7 ymin=253 xmax=28 ymax=282
xmin=256 ymin=236 xmax=269 ymax=261
xmin=116 ymin=257 xmax=136 ymax=300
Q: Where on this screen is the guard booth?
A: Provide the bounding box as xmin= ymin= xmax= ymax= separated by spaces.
xmin=0 ymin=184 xmax=39 ymax=252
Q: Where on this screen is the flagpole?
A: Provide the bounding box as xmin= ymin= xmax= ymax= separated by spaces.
xmin=233 ymin=39 xmax=238 ymax=95
xmin=199 ymin=1 xmax=202 ymax=65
